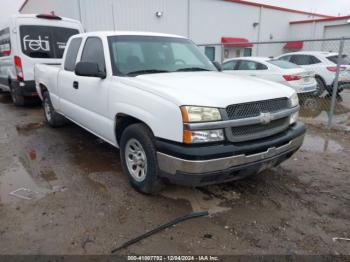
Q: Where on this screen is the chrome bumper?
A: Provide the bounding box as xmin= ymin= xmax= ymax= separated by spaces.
xmin=157 ymin=134 xmax=304 ymax=175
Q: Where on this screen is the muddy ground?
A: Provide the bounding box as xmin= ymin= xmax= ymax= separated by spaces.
xmin=0 ymin=92 xmax=349 ymax=255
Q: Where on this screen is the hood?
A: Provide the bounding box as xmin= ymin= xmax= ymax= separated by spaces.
xmin=119 ymin=72 xmax=295 ymax=108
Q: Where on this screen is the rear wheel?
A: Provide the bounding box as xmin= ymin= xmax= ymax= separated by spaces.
xmin=42 ymin=91 xmax=67 ymax=127
xmin=120 ymin=123 xmax=164 ymax=194
xmin=10 ymin=84 xmax=26 ymax=106
xmin=314 ymin=77 xmax=326 ymax=97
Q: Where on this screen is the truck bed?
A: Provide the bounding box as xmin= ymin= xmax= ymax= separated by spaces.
xmin=34 ymin=63 xmax=61 ymax=100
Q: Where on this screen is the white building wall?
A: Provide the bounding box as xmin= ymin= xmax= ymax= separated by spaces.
xmin=79 ymin=0 xmax=115 ymax=31
xmin=19 ymin=0 xmax=331 ymax=59
xmin=113 ymin=0 xmax=189 ymax=36
xmin=19 ymin=0 xmax=80 ymax=21
xmin=288 ymin=19 xmax=350 ymax=55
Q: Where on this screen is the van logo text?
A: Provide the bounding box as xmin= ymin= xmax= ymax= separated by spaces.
xmin=23 ymin=35 xmax=50 ymax=52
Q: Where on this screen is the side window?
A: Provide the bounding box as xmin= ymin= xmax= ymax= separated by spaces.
xmin=290 ymin=55 xmax=320 ymax=65
xmin=81 ymin=37 xmax=106 ymax=72
xmin=0 ymin=28 xmax=11 ymax=57
xmin=279 ymin=55 xmax=291 ymax=62
xmin=64 ymin=38 xmax=82 ymax=71
xmin=238 ymin=60 xmax=267 ymax=70
xmin=310 ymin=56 xmax=321 ymax=64
xmin=223 ymin=60 xmax=238 ymax=70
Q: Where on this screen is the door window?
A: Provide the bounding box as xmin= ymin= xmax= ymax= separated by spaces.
xmin=64 ymin=38 xmax=82 ymax=71
xmin=81 ymin=37 xmax=106 ymax=72
xmin=223 ymin=60 xmax=238 ymax=70
xmin=290 ymin=55 xmax=320 ymax=65
xmin=279 ymin=55 xmax=291 ymax=62
xmin=238 ymin=60 xmax=267 ymax=70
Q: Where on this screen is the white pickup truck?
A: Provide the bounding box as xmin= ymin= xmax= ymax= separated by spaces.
xmin=35 ymin=32 xmax=306 ymax=194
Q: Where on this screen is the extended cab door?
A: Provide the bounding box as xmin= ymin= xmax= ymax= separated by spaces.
xmin=60 ymin=36 xmax=115 ymax=143
xmin=57 ymin=37 xmax=83 ymax=116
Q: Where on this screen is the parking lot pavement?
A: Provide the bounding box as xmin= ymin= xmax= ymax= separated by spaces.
xmin=0 ymin=93 xmax=349 ymax=255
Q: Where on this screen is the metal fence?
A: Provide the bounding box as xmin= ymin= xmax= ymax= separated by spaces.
xmin=198 ymin=38 xmax=350 ymax=130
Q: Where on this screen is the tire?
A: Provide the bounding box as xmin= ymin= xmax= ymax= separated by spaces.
xmin=120 ymin=123 xmax=164 ymax=194
xmin=314 ymin=77 xmax=326 ymax=97
xmin=10 ymin=84 xmax=26 ymax=106
xmin=42 ymin=91 xmax=67 ymax=127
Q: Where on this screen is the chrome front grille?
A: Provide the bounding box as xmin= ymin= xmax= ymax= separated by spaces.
xmin=226 ymin=98 xmax=289 ymax=120
xmin=225 ymin=98 xmax=292 ymax=142
xmin=230 ymin=117 xmax=290 ymax=142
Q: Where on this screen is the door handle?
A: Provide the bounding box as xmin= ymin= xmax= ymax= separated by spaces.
xmin=73 ymin=81 xmax=79 ymax=89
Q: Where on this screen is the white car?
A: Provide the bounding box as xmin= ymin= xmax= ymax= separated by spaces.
xmin=0 ymin=14 xmax=83 ymax=106
xmin=34 ymin=31 xmax=305 ymax=193
xmin=276 ymin=51 xmax=350 ymax=96
xmin=222 ymin=57 xmax=317 ymax=95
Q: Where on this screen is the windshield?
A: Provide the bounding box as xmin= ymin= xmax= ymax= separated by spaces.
xmin=268 ymin=60 xmax=300 ymax=69
xmin=20 ymin=25 xmax=79 ymax=59
xmin=327 ymin=55 xmax=350 ymax=65
xmin=108 ymin=35 xmax=217 ymax=76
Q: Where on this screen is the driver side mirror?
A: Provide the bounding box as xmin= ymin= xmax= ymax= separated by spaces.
xmin=75 ymin=62 xmax=106 ymax=79
xmin=212 ymin=61 xmax=222 ymax=72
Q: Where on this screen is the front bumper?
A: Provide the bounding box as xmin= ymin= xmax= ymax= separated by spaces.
xmin=157 ymin=122 xmax=306 ymax=186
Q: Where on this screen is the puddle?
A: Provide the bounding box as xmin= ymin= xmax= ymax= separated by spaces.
xmin=161 ymin=186 xmax=240 ymax=215
xmin=64 ymin=128 xmax=118 ymax=173
xmin=16 ymin=122 xmax=44 ymax=136
xmin=86 ymin=172 xmax=109 ymax=194
xmin=299 ymin=95 xmax=350 ymax=120
xmin=0 ymin=127 xmax=8 ymax=143
xmin=40 ymin=170 xmax=58 ymax=182
xmin=302 ymin=134 xmax=344 ymax=153
xmin=0 ymin=160 xmax=51 ymax=204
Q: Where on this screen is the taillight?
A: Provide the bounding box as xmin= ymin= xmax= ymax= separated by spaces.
xmin=14 ymin=56 xmax=23 ymax=81
xmin=283 ymin=75 xmax=302 ymax=81
xmin=327 ymin=66 xmax=346 ymax=72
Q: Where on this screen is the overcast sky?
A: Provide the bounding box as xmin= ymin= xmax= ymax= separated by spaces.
xmin=0 ymin=0 xmax=22 ymax=24
xmin=1 ymin=0 xmax=350 ymax=25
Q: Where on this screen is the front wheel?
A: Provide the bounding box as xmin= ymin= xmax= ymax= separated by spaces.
xmin=120 ymin=123 xmax=164 ymax=194
xmin=42 ymin=91 xmax=68 ymax=127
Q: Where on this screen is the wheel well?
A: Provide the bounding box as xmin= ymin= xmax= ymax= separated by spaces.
xmin=115 ymin=114 xmax=152 ymax=144
xmin=315 ymin=75 xmax=326 ymax=86
xmin=39 ymin=83 xmax=48 ymax=95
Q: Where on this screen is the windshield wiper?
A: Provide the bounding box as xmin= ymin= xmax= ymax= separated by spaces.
xmin=126 ymin=69 xmax=169 ymax=76
xmin=176 ymin=67 xmax=211 ymax=72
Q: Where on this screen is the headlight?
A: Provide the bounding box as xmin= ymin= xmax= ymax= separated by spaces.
xmin=181 ymin=106 xmax=222 ymax=123
xmin=289 ymin=93 xmax=299 ymax=107
xmin=183 ymin=129 xmax=225 ymax=144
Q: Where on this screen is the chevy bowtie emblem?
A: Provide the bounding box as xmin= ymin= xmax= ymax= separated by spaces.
xmin=260 ymin=112 xmax=273 ymax=124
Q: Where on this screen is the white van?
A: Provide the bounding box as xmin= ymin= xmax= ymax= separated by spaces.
xmin=0 ymin=14 xmax=83 ymax=106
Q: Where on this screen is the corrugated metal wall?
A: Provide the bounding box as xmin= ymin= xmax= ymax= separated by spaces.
xmin=112 ymin=0 xmax=189 ymax=36
xmin=79 ymin=0 xmax=115 ymax=31
xmin=20 ymin=0 xmax=337 ymax=58
xmin=19 ymin=0 xmax=80 ymax=21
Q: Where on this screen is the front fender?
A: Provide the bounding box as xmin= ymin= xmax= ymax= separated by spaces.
xmin=110 ymin=101 xmax=183 ymax=144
